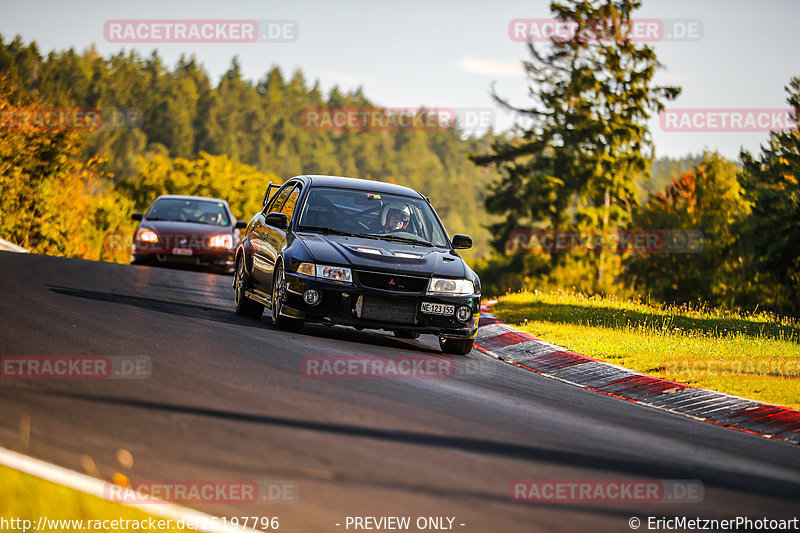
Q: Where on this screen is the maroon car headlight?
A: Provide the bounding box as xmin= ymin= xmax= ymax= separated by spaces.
xmin=137 ymin=229 xmax=159 ymax=243
xmin=207 ymin=234 xmax=233 ymax=249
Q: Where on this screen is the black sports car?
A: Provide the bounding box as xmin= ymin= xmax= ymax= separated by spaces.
xmin=233 ymin=175 xmax=481 ymax=354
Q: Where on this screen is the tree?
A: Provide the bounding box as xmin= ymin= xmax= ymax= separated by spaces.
xmin=739 ymin=76 xmax=800 ymax=314
xmin=624 ymin=152 xmax=751 ymax=307
xmin=472 ymin=0 xmax=680 ymax=291
xmin=0 ymin=75 xmax=133 ymax=262
xmin=0 ymin=34 xmax=504 ymax=268
xmin=118 ymin=152 xmax=279 ymax=221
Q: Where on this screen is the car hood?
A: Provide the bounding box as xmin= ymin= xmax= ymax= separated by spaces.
xmin=296 ymin=232 xmax=467 ymax=278
xmin=143 ymin=220 xmax=232 ymax=236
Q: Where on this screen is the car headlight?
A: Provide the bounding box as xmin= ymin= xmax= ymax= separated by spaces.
xmin=297 ymin=262 xmax=315 ymax=276
xmin=296 ymin=262 xmax=352 ymax=283
xmin=207 ymin=234 xmax=233 ymax=248
xmin=427 ymin=277 xmax=474 ymax=296
xmin=137 ymin=229 xmax=158 ymax=243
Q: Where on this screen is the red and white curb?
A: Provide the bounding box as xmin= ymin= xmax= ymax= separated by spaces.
xmin=474 ymin=304 xmax=800 ymax=445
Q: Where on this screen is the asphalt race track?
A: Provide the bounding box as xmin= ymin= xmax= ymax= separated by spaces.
xmin=1 ymin=251 xmax=799 ymax=532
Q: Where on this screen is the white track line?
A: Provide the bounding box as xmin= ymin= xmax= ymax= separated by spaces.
xmin=0 ymin=446 xmax=257 ymax=533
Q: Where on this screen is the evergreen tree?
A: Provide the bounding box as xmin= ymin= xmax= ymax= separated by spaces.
xmin=739 ymin=77 xmax=800 ymax=313
xmin=472 ymin=0 xmax=680 ymax=290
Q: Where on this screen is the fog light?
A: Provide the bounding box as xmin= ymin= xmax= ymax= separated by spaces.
xmin=303 ymin=289 xmax=320 ymax=305
xmin=456 ymin=305 xmax=472 ymax=322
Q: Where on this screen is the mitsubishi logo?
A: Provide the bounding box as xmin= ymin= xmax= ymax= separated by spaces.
xmin=388 ymin=278 xmax=396 ymax=286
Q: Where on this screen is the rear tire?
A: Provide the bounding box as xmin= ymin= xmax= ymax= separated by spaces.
xmin=271 ymin=262 xmax=304 ymax=331
xmin=439 ymin=337 xmax=474 ymax=355
xmin=234 ymin=256 xmax=264 ymax=318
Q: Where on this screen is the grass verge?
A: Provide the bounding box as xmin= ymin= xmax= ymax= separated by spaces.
xmin=0 ymin=463 xmax=188 ymax=532
xmin=489 ymin=290 xmax=800 ymax=409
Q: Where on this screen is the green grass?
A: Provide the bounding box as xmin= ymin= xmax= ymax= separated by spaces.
xmin=0 ymin=464 xmax=188 ymax=532
xmin=489 ymin=290 xmax=800 ymax=409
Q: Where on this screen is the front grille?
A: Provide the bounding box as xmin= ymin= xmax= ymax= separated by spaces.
xmin=356 ymin=270 xmax=428 ymax=292
xmin=359 ymin=296 xmax=417 ymax=324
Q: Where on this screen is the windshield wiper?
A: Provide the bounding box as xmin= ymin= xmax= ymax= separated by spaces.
xmin=363 ymin=234 xmax=434 ymax=247
xmin=146 ymin=218 xmax=223 ymax=226
xmin=300 ymin=227 xmax=435 ymax=247
xmin=148 ymin=218 xmax=218 ymax=225
xmin=299 ymin=226 xmax=362 ymax=237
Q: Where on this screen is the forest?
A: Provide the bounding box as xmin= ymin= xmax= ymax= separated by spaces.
xmin=1 ymin=21 xmax=798 ymax=315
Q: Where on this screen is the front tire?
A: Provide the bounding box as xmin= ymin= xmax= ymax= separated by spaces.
xmin=439 ymin=337 xmax=474 ymax=355
xmin=270 ymin=262 xmax=303 ymax=331
xmin=131 ymin=254 xmax=152 ymax=266
xmin=234 ymin=256 xmax=264 ymax=318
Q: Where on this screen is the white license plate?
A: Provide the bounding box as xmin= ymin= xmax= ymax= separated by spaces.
xmin=172 ymin=248 xmax=193 ymax=256
xmin=420 ymin=302 xmax=455 ymax=316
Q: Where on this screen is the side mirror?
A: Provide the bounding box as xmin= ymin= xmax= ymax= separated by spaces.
xmin=265 ymin=211 xmax=288 ymax=230
xmin=452 ymin=234 xmax=472 ymax=250
xmin=132 ymin=212 xmax=143 ymax=221
xmin=235 ymin=220 xmax=248 ymax=229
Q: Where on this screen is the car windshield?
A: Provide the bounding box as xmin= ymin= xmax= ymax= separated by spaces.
xmin=297 ymin=187 xmax=449 ymax=247
xmin=146 ymin=198 xmax=231 ymax=226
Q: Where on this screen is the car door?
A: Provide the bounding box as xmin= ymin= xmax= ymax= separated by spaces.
xmin=261 ymin=184 xmax=302 ymax=289
xmin=252 ymin=184 xmax=292 ymax=288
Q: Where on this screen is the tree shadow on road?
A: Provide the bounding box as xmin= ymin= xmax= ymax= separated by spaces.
xmin=46 ymin=285 xmax=442 ymax=354
xmin=39 ymin=388 xmax=800 ymax=504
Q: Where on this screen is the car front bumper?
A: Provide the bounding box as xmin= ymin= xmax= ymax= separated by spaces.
xmin=280 ymin=272 xmax=479 ymax=339
xmin=132 ymin=249 xmax=235 ymax=269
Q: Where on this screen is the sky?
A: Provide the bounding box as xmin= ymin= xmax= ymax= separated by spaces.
xmin=2 ymin=0 xmax=798 ymax=160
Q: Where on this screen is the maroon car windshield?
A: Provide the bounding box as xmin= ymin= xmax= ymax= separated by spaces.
xmin=146 ymin=198 xmax=231 ymax=227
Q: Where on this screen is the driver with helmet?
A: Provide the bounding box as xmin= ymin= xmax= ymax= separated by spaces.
xmin=200 ymin=211 xmax=219 ymax=224
xmin=380 ymin=203 xmax=411 ymax=232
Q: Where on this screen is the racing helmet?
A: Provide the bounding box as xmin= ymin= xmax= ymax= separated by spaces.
xmin=381 ymin=203 xmax=411 ymax=230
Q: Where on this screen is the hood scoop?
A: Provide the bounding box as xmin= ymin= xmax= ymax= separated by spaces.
xmin=351 ymin=246 xmax=383 ymax=256
xmin=347 ymin=245 xmax=424 ymax=260
xmin=394 ymin=251 xmax=423 ymax=259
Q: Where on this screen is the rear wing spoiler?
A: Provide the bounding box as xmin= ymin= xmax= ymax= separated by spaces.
xmin=262 ymin=181 xmax=280 ymax=207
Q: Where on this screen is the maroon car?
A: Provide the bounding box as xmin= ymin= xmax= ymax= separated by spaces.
xmin=131 ymin=195 xmax=246 ymax=273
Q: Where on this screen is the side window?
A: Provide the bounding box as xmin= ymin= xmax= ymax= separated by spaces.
xmin=265 ymin=184 xmax=292 ymax=214
xmin=280 ymin=186 xmax=302 ymax=222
